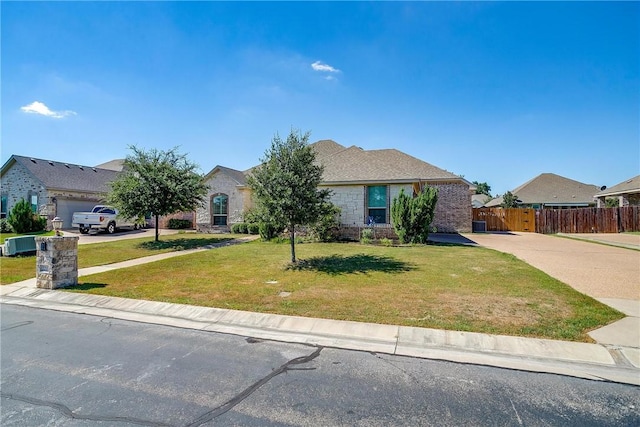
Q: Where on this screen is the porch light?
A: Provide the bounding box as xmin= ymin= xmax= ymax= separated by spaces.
xmin=52 ymin=217 xmax=63 ymax=236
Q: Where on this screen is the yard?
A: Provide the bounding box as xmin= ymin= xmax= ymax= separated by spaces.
xmin=61 ymin=239 xmax=622 ymax=342
xmin=0 ymin=233 xmax=235 ymax=285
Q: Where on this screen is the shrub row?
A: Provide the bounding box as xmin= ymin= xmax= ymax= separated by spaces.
xmin=167 ymin=218 xmax=192 ymax=229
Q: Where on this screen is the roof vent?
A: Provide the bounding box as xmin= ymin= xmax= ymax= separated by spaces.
xmin=48 ymin=161 xmax=54 ymax=166
xmin=92 ymin=168 xmax=97 ymax=172
xmin=79 ymin=166 xmax=84 ymax=171
xmin=30 ymin=158 xmax=37 ymax=163
xmin=64 ymin=164 xmax=70 ymax=168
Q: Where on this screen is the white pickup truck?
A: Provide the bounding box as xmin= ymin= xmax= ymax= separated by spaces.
xmin=71 ymin=205 xmax=140 ymax=234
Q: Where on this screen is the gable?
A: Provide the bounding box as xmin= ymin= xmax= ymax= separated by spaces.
xmin=2 ymin=155 xmax=118 ymax=194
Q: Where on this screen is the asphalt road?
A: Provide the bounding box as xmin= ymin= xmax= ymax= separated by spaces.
xmin=1 ymin=305 xmax=639 ymax=426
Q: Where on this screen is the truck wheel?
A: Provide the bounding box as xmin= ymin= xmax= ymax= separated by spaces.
xmin=80 ymin=227 xmax=89 ymax=234
xmin=107 ymin=222 xmax=116 ymax=234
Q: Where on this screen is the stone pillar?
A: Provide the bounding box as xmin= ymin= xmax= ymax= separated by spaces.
xmin=35 ymin=236 xmax=79 ymax=289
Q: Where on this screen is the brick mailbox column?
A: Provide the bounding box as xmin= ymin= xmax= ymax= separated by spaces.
xmin=35 ymin=236 xmax=79 ymax=289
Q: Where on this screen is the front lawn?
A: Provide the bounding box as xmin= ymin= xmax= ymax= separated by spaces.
xmin=0 ymin=234 xmax=236 ymax=285
xmin=69 ymin=241 xmax=623 ymax=342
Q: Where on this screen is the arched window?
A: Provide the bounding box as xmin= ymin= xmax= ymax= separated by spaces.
xmin=211 ymin=194 xmax=228 ymax=226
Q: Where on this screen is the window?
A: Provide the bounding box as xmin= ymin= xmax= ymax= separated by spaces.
xmin=212 ymin=194 xmax=228 ymax=226
xmin=30 ymin=193 xmax=38 ymax=213
xmin=366 ymin=185 xmax=388 ymax=224
xmin=1 ymin=194 xmax=7 ymax=218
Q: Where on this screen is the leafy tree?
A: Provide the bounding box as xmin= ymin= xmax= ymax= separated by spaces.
xmin=472 ymin=181 xmax=492 ymax=197
xmin=7 ymin=198 xmax=47 ymax=233
xmin=391 ymin=186 xmax=438 ymax=244
xmin=501 ymin=191 xmax=519 ymax=208
xmin=604 ymin=198 xmax=619 ymax=208
xmin=108 ymin=146 xmax=207 ymax=242
xmin=247 ymin=129 xmax=331 ymax=263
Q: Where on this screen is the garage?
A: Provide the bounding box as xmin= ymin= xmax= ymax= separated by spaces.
xmin=55 ymin=198 xmax=101 ymax=230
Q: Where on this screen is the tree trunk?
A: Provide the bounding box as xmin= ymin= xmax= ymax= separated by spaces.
xmin=289 ymin=223 xmax=296 ymax=263
xmin=155 ymin=214 xmax=160 ymax=242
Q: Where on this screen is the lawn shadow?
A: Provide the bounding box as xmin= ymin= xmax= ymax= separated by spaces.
xmin=67 ymin=282 xmax=108 ymax=291
xmin=289 ymin=254 xmax=415 ymax=276
xmin=137 ymin=237 xmax=233 ymax=251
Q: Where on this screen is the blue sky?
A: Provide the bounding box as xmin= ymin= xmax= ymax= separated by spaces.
xmin=2 ymin=1 xmax=638 ymax=196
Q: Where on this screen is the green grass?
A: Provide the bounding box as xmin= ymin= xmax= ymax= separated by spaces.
xmin=0 ymin=233 xmax=237 ymax=285
xmin=0 ymin=230 xmax=55 ymax=244
xmin=68 ymin=241 xmax=623 ymax=342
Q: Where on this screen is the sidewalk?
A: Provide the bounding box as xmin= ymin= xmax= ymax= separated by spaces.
xmin=1 ymin=235 xmax=639 ymax=386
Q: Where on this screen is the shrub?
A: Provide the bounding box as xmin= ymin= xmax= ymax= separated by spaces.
xmin=379 ymin=237 xmax=393 ymax=247
xmin=247 ymin=223 xmax=260 ymax=234
xmin=258 ymin=221 xmax=278 ymax=241
xmin=167 ymin=218 xmax=192 ymax=229
xmin=7 ymin=199 xmax=46 ymax=233
xmin=308 ymin=202 xmax=341 ymax=242
xmin=0 ymin=219 xmax=13 ymax=233
xmin=231 ymin=223 xmax=245 ymax=234
xmin=391 ymin=186 xmax=438 ymax=244
xmin=360 ymin=228 xmax=374 ymax=244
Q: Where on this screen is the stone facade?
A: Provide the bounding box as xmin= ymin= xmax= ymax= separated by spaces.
xmin=1 ymin=161 xmax=104 ymax=227
xmin=35 ymin=236 xmax=79 ymax=289
xmin=1 ymin=162 xmax=48 ymax=218
xmin=197 ymin=171 xmax=251 ymax=231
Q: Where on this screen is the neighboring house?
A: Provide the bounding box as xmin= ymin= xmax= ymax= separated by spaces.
xmin=197 ymin=140 xmax=474 ymax=235
xmin=1 ymin=155 xmax=119 ymax=228
xmin=485 ymin=173 xmax=600 ymax=209
xmin=594 ymin=175 xmax=640 ymax=207
xmin=471 ymin=194 xmax=490 ymax=208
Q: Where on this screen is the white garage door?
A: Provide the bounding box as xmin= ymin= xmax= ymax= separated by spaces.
xmin=56 ymin=199 xmax=101 ymax=229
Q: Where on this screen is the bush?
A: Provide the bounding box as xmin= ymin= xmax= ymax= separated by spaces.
xmin=391 ymin=186 xmax=438 ymax=244
xmin=379 ymin=237 xmax=393 ymax=247
xmin=258 ymin=221 xmax=278 ymax=241
xmin=247 ymin=223 xmax=260 ymax=235
xmin=231 ymin=223 xmax=246 ymax=234
xmin=0 ymin=219 xmax=13 ymax=233
xmin=360 ymin=228 xmax=374 ymax=244
xmin=7 ymin=199 xmax=46 ymax=233
xmin=308 ymin=203 xmax=341 ymax=242
xmin=167 ymin=218 xmax=192 ymax=229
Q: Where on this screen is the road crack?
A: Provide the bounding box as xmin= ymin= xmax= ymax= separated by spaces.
xmin=1 ymin=392 xmax=172 ymax=426
xmin=185 ymin=346 xmax=323 ymax=426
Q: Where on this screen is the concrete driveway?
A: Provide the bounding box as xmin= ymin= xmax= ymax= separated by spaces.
xmin=461 ymin=232 xmax=639 ymax=302
xmin=460 ymin=232 xmax=640 ymax=349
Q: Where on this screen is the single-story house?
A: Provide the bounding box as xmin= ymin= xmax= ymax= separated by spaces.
xmin=485 ymin=173 xmax=601 ymax=209
xmin=0 ymin=155 xmax=119 ymax=228
xmin=594 ymin=175 xmax=640 ymax=207
xmin=197 ymin=140 xmax=474 ymax=235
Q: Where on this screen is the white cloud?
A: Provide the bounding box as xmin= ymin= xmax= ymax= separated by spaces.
xmin=311 ymin=61 xmax=340 ymax=73
xmin=20 ymin=101 xmax=77 ymax=119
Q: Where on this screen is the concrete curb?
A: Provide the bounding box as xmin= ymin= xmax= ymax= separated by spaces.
xmin=2 ymin=284 xmax=638 ymax=386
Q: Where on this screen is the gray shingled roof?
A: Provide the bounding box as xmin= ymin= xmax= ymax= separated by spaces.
xmin=209 ymin=139 xmax=466 ymax=187
xmin=203 ymin=165 xmax=248 ymax=185
xmin=485 ymin=173 xmax=600 ymax=207
xmin=2 ymin=155 xmax=119 ymax=193
xmin=318 ymin=145 xmax=461 ymax=183
xmin=95 ymin=159 xmax=125 ymax=171
xmin=594 ymin=175 xmax=640 ymax=197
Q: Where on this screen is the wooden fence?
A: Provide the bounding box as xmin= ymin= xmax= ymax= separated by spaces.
xmin=473 ymin=207 xmax=640 ymax=234
xmin=472 ymin=208 xmax=536 ymax=232
xmin=535 ymin=206 xmax=640 ymax=234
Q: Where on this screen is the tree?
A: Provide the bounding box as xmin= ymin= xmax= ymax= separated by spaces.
xmin=472 ymin=181 xmax=492 ymax=197
xmin=108 ymin=146 xmax=207 ymax=242
xmin=501 ymin=191 xmax=519 ymax=208
xmin=247 ymin=129 xmax=331 ymax=263
xmin=391 ymin=186 xmax=438 ymax=244
xmin=7 ymin=198 xmax=47 ymax=233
